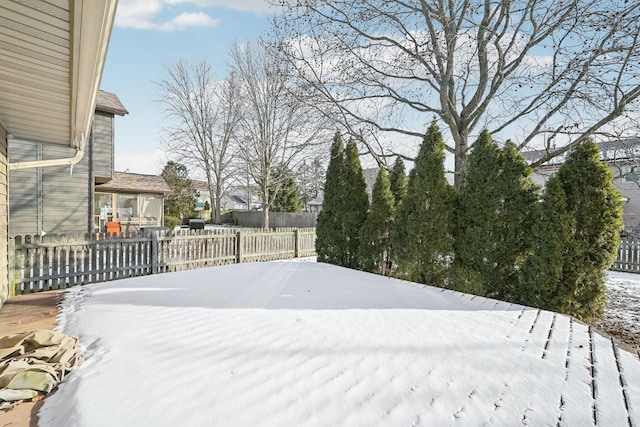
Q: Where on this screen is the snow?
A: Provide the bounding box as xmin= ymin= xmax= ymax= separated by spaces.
xmin=598 ymin=271 xmax=640 ymax=350
xmin=38 ymin=261 xmax=640 ymax=426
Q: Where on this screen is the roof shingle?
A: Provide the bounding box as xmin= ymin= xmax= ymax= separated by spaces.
xmin=96 ymin=91 xmax=128 ymax=116
xmin=96 ymin=172 xmax=170 ymax=195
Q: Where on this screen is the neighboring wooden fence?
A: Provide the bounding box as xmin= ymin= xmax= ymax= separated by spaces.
xmin=612 ymin=236 xmax=640 ymax=272
xmin=10 ymin=228 xmax=316 ymax=294
xmin=226 ymin=211 xmax=318 ymax=228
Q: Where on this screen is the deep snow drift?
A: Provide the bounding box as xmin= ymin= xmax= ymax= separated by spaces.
xmin=39 ymin=261 xmax=640 ymax=426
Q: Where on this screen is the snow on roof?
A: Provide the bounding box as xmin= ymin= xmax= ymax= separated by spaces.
xmin=39 ymin=262 xmax=640 ymax=426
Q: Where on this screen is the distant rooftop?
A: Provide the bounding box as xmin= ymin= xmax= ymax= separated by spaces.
xmin=362 ymin=167 xmax=380 ymax=195
xmin=191 ymin=180 xmax=209 ymax=191
xmin=96 ymin=90 xmax=128 ymax=116
xmin=229 ymin=195 xmax=247 ymax=205
xmin=522 ymin=137 xmax=640 ymax=165
xmin=96 ymin=172 xmax=170 ymax=195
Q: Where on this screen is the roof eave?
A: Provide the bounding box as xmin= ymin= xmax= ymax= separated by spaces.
xmin=70 ymin=0 xmax=119 ymax=149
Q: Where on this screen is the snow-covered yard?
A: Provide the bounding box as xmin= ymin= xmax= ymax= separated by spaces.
xmin=598 ymin=271 xmax=640 ymax=352
xmin=39 ymin=261 xmax=640 ymax=426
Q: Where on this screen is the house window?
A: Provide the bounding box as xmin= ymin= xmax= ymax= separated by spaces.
xmin=116 ymin=194 xmax=141 ymax=233
xmin=117 ymin=194 xmax=138 ymax=220
xmin=94 ymin=192 xmax=164 ymax=232
xmin=140 ymin=195 xmax=162 ymax=222
xmin=94 ymin=193 xmax=113 ymax=231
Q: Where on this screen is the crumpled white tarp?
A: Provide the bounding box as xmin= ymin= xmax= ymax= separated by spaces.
xmin=0 ymin=330 xmax=83 ymax=409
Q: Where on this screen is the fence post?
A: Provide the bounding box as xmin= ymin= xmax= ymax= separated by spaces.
xmin=151 ymin=231 xmax=158 ymax=274
xmin=294 ymin=229 xmax=300 ymax=258
xmin=8 ymin=238 xmax=16 ymax=297
xmin=236 ymin=231 xmax=243 ymax=264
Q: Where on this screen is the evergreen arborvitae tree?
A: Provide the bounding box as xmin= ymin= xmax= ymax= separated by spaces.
xmin=556 ymin=140 xmax=624 ymax=320
xmin=451 ymin=130 xmax=501 ymax=295
xmin=270 ymin=166 xmax=303 ymax=212
xmin=343 ymin=138 xmax=370 ymax=269
xmin=316 ymin=132 xmax=347 ymax=265
xmin=518 ymin=176 xmax=571 ymax=311
xmin=393 ymin=122 xmax=455 ymax=286
xmin=389 ymin=156 xmax=408 ymax=209
xmin=359 ymin=168 xmax=395 ymax=274
xmin=162 ymin=161 xmax=196 ymax=221
xmin=452 ymin=132 xmax=538 ymax=299
xmin=490 ymin=142 xmax=539 ymax=300
xmin=388 ymin=155 xmax=408 ymax=275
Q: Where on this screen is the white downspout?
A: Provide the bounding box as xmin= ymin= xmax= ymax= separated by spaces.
xmin=8 ymin=138 xmax=85 ymax=173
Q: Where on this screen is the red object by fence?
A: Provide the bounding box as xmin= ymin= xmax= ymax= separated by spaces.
xmin=106 ymin=222 xmax=121 ymax=234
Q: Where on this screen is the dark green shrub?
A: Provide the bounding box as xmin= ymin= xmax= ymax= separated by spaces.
xmin=393 ymin=122 xmax=455 ymax=286
xmin=316 ymin=132 xmax=347 ymax=265
xmin=454 ymin=131 xmax=538 ymax=300
xmin=164 ymin=216 xmax=180 ymax=229
xmin=556 ymin=140 xmax=624 ymax=320
xmin=359 ymin=168 xmax=394 ymax=274
xmin=343 ymin=139 xmax=369 ymax=269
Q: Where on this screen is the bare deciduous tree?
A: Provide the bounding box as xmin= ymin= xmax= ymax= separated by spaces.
xmin=229 ymin=41 xmax=326 ymax=227
xmin=271 ymin=0 xmax=640 ymax=189
xmin=296 ymin=156 xmax=325 ymax=212
xmin=156 ymin=60 xmax=241 ymax=223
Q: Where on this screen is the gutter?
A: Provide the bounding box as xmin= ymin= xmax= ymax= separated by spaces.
xmin=8 ymin=138 xmax=85 ymax=172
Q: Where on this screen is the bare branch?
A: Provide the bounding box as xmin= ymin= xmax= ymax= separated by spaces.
xmin=271 ymin=0 xmax=640 ymax=189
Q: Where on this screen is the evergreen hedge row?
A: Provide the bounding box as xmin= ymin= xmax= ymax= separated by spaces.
xmin=316 ymin=131 xmax=623 ymax=321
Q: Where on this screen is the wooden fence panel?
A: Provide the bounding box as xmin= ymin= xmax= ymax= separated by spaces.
xmin=157 ymin=229 xmax=241 ymax=272
xmin=10 ymin=228 xmax=317 ymax=295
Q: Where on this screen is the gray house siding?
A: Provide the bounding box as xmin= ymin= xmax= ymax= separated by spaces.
xmin=7 ymin=141 xmax=39 ymax=236
xmin=93 ymin=111 xmax=114 ymax=181
xmin=7 ymin=92 xmax=126 ymax=238
xmin=41 ymin=143 xmax=90 ymax=234
xmin=9 ymin=140 xmax=91 ymax=236
xmin=0 ymin=124 xmax=8 ymax=304
xmin=532 ymin=163 xmax=640 ymax=230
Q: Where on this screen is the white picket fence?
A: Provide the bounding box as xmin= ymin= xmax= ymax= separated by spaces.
xmin=612 ymin=236 xmax=640 ymax=273
xmin=9 ymin=228 xmax=316 ymax=294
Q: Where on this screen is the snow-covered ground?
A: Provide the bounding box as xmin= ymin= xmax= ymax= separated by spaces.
xmin=39 ymin=261 xmax=640 ymax=426
xmin=598 ymin=271 xmax=640 ymax=351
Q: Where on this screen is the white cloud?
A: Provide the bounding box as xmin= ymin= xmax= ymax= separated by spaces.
xmin=115 ymin=0 xmax=219 ymax=31
xmin=116 ymin=0 xmax=163 ymax=29
xmin=166 ymin=0 xmax=271 ymax=15
xmin=158 ymin=12 xmax=218 ymax=31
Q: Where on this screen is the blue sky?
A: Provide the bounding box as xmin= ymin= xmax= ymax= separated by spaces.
xmin=100 ymin=0 xmax=273 ymax=175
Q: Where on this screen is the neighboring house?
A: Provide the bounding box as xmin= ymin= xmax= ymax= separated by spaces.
xmin=362 ymin=168 xmax=379 ymax=198
xmin=0 ymin=0 xmax=119 ymax=304
xmin=524 ymin=138 xmax=640 ymax=230
xmin=231 ymin=187 xmax=263 ymax=211
xmin=9 ymin=90 xmax=128 ymax=236
xmin=296 ymin=167 xmax=375 ymax=213
xmin=304 ymin=197 xmax=323 ymax=213
xmin=224 ymin=195 xmax=250 ymax=211
xmin=191 ymin=180 xmax=212 ymax=220
xmin=95 ymin=172 xmax=171 ymax=233
xmin=191 ymin=180 xmax=261 ymax=218
xmin=224 ymin=186 xmax=262 ymax=211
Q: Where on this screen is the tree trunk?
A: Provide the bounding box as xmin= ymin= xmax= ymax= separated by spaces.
xmin=262 ymin=207 xmax=269 ymax=229
xmin=214 ymin=186 xmax=223 ymax=225
xmin=261 ymin=186 xmax=270 ymax=228
xmin=451 ymin=124 xmax=469 ymax=191
xmin=454 ymin=148 xmax=468 ymax=191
